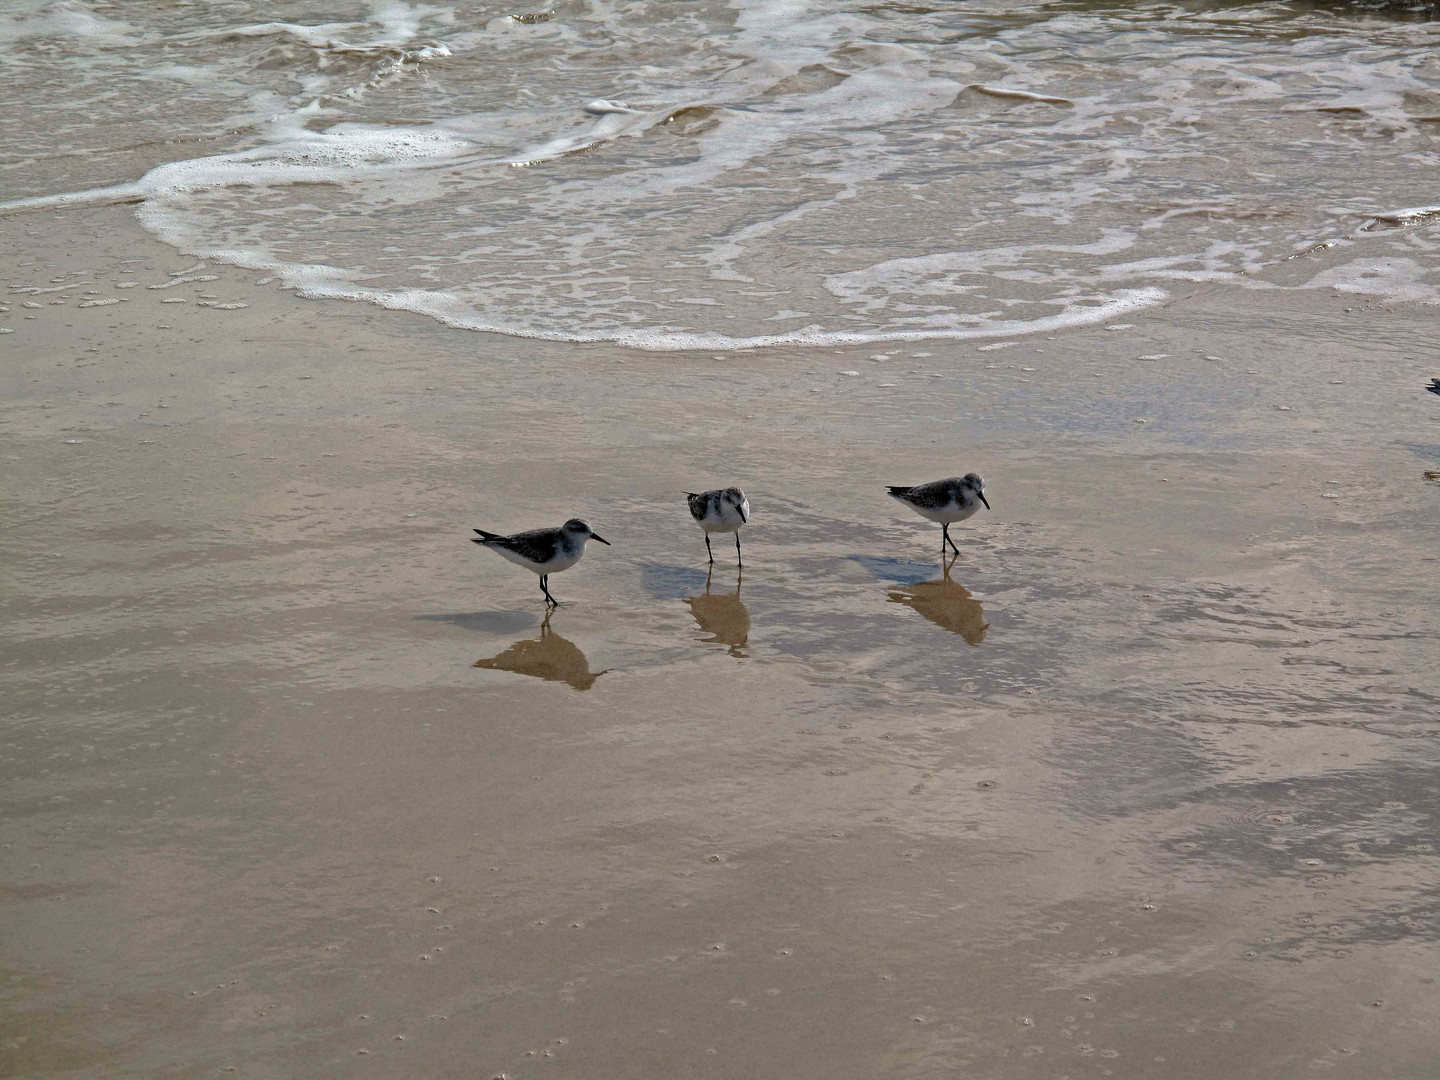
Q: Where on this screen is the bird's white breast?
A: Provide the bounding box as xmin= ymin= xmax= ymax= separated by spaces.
xmin=699 ymin=500 xmax=747 ymax=533
xmin=912 ymin=497 xmax=979 ymax=525
xmin=494 ymin=543 xmax=582 ymax=574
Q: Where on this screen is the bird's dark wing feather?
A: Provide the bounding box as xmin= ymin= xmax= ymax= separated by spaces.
xmin=1427 ymin=378 xmax=1440 ymax=396
xmin=894 ymin=479 xmax=959 ymax=508
xmin=472 ymin=527 xmax=560 ymax=563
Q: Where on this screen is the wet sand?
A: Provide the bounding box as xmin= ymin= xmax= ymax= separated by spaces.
xmin=3 ymin=205 xmax=1440 ymax=1077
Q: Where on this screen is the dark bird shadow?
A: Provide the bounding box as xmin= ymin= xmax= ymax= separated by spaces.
xmin=472 ymin=615 xmax=608 ymax=691
xmin=846 ymin=553 xmax=938 ymax=586
xmin=684 ymin=567 xmax=750 ymax=657
xmin=886 ymin=556 xmax=990 ymax=645
xmin=641 ymin=562 xmax=712 ymax=599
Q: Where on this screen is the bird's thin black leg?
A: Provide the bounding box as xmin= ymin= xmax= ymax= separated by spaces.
xmin=943 ymin=523 xmax=960 ymax=556
xmin=540 ymin=574 xmax=559 ymax=607
xmin=705 ymin=534 xmax=714 ymax=564
xmin=735 ymin=532 xmax=743 ymax=568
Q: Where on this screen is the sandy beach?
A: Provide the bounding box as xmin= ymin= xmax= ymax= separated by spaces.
xmin=3 ymin=201 xmax=1439 ymax=1077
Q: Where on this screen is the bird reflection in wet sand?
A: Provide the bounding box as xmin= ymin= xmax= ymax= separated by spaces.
xmin=472 ymin=614 xmax=607 ymax=690
xmin=887 ymin=555 xmax=989 ymax=645
xmin=685 ymin=568 xmax=750 ymax=657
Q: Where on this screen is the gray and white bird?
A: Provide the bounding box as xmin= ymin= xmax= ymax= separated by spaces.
xmin=471 ymin=518 xmax=610 ymax=606
xmin=685 ymin=487 xmax=750 ymax=566
xmin=886 ymin=473 xmax=990 ymax=555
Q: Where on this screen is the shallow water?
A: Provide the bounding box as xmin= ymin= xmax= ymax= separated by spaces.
xmin=2 ymin=0 xmax=1438 ymax=347
xmin=3 ymin=4 xmax=1440 ymax=1076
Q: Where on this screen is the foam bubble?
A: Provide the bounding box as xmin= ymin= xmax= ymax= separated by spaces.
xmin=1306 ymin=257 xmax=1440 ymax=304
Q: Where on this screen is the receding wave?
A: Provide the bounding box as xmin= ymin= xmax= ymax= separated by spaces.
xmin=1 ymin=0 xmax=1436 ymax=346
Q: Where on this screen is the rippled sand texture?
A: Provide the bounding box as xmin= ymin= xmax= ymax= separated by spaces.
xmin=1 ymin=0 xmax=1438 ymax=346
xmin=3 ymin=208 xmax=1440 ymax=1077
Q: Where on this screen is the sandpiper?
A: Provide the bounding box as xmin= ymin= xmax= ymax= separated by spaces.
xmin=471 ymin=518 xmax=610 ymax=606
xmin=685 ymin=487 xmax=750 ymax=566
xmin=886 ymin=473 xmax=990 ymax=555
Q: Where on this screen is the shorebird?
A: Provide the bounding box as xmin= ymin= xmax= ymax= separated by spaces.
xmin=685 ymin=487 xmax=750 ymax=566
xmin=1427 ymin=378 xmax=1439 ymax=397
xmin=886 ymin=473 xmax=990 ymax=555
xmin=471 ymin=518 xmax=609 ymax=606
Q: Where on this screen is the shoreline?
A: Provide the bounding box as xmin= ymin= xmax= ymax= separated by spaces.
xmin=3 ymin=204 xmax=1440 ymax=1078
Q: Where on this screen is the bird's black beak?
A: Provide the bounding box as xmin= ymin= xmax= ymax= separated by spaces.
xmin=737 ymin=506 xmax=747 ymax=524
xmin=591 ymin=533 xmax=611 ymax=546
xmin=979 ymin=493 xmax=991 ymax=510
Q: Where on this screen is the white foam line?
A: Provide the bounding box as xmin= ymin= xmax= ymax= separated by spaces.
xmin=0 ymin=105 xmax=672 ymax=219
xmin=963 ymin=84 xmax=1073 ymax=106
xmin=283 ymin=279 xmax=1167 ymax=351
xmin=1364 ymin=205 xmax=1440 ymax=227
xmin=0 ymin=183 xmax=146 ymax=214
xmin=507 ymin=108 xmax=663 ymax=166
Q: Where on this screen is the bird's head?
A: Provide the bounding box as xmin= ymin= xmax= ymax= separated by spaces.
xmin=961 ymin=473 xmax=990 ymax=510
xmin=562 ymin=518 xmax=610 ymax=545
xmin=722 ymin=487 xmax=749 ymax=523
